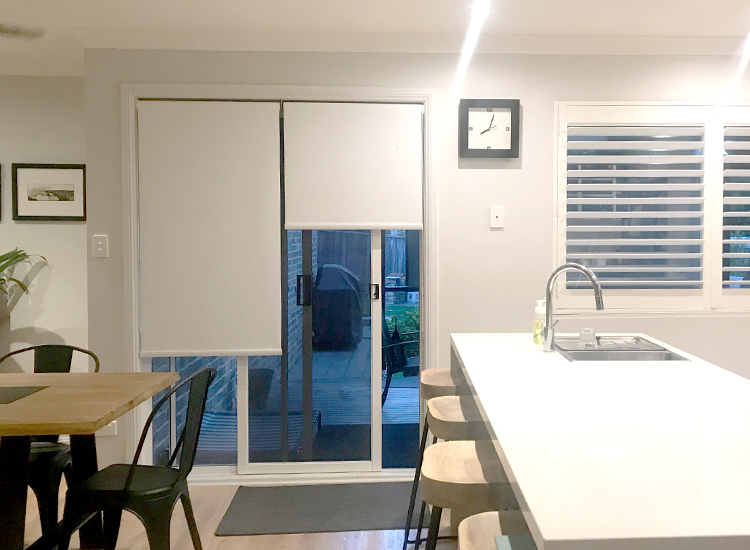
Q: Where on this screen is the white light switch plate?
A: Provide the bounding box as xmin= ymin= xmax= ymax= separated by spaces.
xmin=92 ymin=235 xmax=109 ymax=258
xmin=490 ymin=206 xmax=505 ymax=229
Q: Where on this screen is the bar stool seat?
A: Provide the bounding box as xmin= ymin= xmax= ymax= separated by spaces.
xmin=426 ymin=395 xmax=489 ymax=441
xmin=458 ymin=511 xmax=529 ymax=550
xmin=420 ymin=368 xmax=471 ymax=401
xmin=421 ymin=440 xmax=518 ymax=550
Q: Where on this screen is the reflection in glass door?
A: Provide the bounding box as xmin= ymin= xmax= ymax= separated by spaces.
xmin=241 ymin=229 xmax=379 ymax=472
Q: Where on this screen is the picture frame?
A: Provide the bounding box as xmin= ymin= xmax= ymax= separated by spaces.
xmin=12 ymin=163 xmax=86 ymax=221
xmin=458 ymin=98 xmax=520 ymax=159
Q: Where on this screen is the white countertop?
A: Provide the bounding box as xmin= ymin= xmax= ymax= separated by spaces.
xmin=451 ymin=333 xmax=750 ymax=550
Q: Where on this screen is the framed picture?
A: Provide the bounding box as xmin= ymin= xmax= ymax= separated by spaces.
xmin=12 ymin=164 xmax=86 ymax=221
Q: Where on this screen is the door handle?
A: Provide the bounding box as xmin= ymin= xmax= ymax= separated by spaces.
xmin=370 ymin=283 xmax=380 ymax=300
xmin=296 ymin=275 xmax=312 ymax=306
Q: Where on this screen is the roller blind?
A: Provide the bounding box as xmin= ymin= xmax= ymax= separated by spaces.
xmin=283 ymin=102 xmax=423 ymax=230
xmin=564 ymin=124 xmax=705 ymax=290
xmin=723 ymin=126 xmax=750 ymax=288
xmin=137 ymin=100 xmax=282 ymax=357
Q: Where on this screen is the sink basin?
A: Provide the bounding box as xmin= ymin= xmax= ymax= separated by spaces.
xmin=554 ymin=336 xmax=689 ymax=362
xmin=558 ymin=349 xmax=688 ymax=361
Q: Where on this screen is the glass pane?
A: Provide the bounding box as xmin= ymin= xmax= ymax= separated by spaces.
xmin=382 ymin=229 xmax=420 ymax=469
xmin=297 ymin=229 xmax=372 ymax=462
xmin=151 ymin=356 xmax=238 ymax=467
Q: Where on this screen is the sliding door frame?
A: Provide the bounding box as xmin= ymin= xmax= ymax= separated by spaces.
xmin=122 ymin=83 xmax=438 ymax=483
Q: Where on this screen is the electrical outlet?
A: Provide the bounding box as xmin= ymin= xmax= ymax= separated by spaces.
xmin=96 ymin=420 xmax=117 ymax=437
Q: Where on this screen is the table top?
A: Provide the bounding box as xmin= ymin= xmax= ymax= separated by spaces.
xmin=451 ymin=333 xmax=750 ymax=550
xmin=0 ymin=372 xmax=179 ymax=436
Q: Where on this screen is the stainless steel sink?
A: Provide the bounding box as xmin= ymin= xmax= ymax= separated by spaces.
xmin=554 ymin=336 xmax=689 ymax=362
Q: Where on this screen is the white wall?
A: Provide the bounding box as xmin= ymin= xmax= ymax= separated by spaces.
xmin=0 ymin=76 xmax=88 ymax=372
xmin=84 ymin=50 xmax=750 ymax=463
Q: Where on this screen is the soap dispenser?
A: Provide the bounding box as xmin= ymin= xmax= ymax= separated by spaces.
xmin=533 ymin=299 xmax=545 ymax=345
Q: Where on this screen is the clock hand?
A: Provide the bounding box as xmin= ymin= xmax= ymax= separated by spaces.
xmin=480 ymin=125 xmax=498 ymax=135
xmin=487 ymin=114 xmax=494 ymax=131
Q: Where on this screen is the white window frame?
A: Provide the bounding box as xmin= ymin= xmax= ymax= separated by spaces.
xmin=554 ymin=102 xmax=720 ymax=313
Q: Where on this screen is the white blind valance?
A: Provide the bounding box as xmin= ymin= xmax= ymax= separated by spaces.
xmin=283 ymin=102 xmax=424 ymax=230
xmin=137 ymin=100 xmax=282 ymax=357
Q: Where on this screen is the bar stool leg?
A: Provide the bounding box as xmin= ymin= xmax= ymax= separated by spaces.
xmin=425 ymin=505 xmax=443 ymax=550
xmin=403 ymin=417 xmax=430 ymax=550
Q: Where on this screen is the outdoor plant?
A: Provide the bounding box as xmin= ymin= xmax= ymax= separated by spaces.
xmin=0 ymin=248 xmax=46 ymax=300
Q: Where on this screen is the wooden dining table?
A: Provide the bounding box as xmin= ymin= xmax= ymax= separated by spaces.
xmin=0 ymin=371 xmax=179 ymax=550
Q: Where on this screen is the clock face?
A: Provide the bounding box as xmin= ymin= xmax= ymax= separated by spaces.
xmin=467 ymin=107 xmax=512 ymax=150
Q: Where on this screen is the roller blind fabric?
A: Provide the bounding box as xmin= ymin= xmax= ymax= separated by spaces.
xmin=137 ymin=100 xmax=282 ymax=357
xmin=283 ymin=102 xmax=423 ymax=230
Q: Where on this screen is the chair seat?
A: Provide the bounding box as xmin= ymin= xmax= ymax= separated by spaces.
xmin=420 ymin=368 xmax=471 ymax=400
xmin=458 ymin=511 xmax=529 ymax=550
xmin=426 ymin=396 xmax=489 ymax=441
xmin=29 ymin=441 xmax=71 ymax=469
xmin=421 ymin=440 xmax=515 ymax=511
xmin=75 ymin=464 xmax=181 ymax=497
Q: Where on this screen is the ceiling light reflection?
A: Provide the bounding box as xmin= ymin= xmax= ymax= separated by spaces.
xmin=451 ymin=0 xmax=491 ymax=98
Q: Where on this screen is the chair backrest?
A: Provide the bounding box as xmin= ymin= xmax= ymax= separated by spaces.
xmin=128 ymin=367 xmax=216 ymax=488
xmin=0 ymin=344 xmax=100 ymax=373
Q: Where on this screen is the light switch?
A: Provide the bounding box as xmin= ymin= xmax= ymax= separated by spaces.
xmin=490 ymin=206 xmax=505 ymax=229
xmin=92 ymin=235 xmax=109 ymax=258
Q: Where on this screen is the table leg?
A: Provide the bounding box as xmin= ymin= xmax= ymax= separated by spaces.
xmin=70 ymin=434 xmax=104 ymax=549
xmin=0 ymin=436 xmax=31 ymax=550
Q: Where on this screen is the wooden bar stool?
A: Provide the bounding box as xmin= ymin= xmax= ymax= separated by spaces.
xmin=421 ymin=440 xmax=518 ymax=550
xmin=458 ymin=511 xmax=530 ymax=550
xmin=403 ymin=369 xmax=473 ymax=550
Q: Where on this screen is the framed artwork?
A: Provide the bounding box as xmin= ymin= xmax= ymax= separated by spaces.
xmin=458 ymin=98 xmax=520 ymax=158
xmin=12 ymin=163 xmax=86 ymax=221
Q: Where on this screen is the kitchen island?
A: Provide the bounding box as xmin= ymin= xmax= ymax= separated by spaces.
xmin=451 ymin=333 xmax=750 ymax=550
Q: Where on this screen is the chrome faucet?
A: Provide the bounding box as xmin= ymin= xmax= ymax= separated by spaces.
xmin=543 ymin=263 xmax=604 ymax=352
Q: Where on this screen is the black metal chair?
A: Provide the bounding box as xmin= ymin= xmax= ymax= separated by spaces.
xmin=58 ymin=367 xmax=216 ymax=550
xmin=382 ymin=317 xmax=420 ymax=405
xmin=0 ymin=344 xmax=100 ymax=536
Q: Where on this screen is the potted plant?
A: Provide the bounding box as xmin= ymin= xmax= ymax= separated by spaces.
xmin=0 ymin=248 xmax=47 ymax=321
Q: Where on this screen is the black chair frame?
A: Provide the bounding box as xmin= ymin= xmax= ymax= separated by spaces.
xmin=58 ymin=366 xmax=216 ymax=550
xmin=0 ymin=344 xmax=100 ymax=537
xmin=382 ymin=317 xmax=420 ymax=405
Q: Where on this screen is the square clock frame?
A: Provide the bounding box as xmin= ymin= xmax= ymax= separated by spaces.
xmin=459 ymin=99 xmax=520 ymax=158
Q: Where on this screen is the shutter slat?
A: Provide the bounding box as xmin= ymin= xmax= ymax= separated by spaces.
xmin=567 ymin=212 xmax=703 ymax=219
xmin=567 ymin=197 xmax=703 ymax=205
xmin=568 ymin=253 xmax=703 ymax=259
xmin=567 ymin=126 xmax=703 ymax=137
xmin=568 ymin=155 xmax=704 ymax=164
xmin=568 ymin=183 xmax=703 ymax=191
xmin=568 ymin=239 xmax=702 ymax=246
xmin=570 ymin=140 xmax=701 ymax=150
xmin=567 ymin=169 xmax=703 ymax=178
xmin=567 ymin=225 xmax=700 ymax=232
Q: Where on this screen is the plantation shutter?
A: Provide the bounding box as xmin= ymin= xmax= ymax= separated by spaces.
xmin=564 ymin=124 xmax=705 ymax=290
xmin=722 ymin=126 xmax=750 ymax=288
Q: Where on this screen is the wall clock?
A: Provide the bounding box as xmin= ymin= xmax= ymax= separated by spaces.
xmin=459 ymin=99 xmax=520 ymax=158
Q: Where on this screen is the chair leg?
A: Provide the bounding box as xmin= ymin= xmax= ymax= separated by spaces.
xmin=413 ymin=501 xmax=428 ymax=550
xmin=382 ymin=370 xmax=393 ymax=406
xmin=103 ymin=507 xmax=123 ymax=550
xmin=138 ymin=497 xmax=175 ymax=550
xmin=425 ymin=505 xmax=442 ymax=550
xmin=29 ymin=467 xmax=63 ymax=536
xmin=403 ymin=417 xmax=430 ymax=550
xmin=180 ymin=491 xmax=204 ymax=550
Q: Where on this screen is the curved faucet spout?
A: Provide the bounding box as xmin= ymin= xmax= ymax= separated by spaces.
xmin=543 ymin=263 xmax=604 ymax=352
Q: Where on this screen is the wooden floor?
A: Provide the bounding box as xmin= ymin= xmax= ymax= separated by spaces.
xmin=25 ymin=482 xmax=457 ymax=550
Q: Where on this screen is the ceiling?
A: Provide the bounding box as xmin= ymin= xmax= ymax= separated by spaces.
xmin=2 ymin=0 xmax=750 ymax=76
